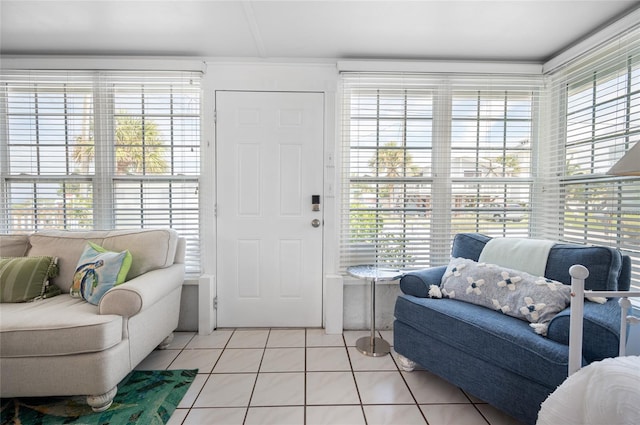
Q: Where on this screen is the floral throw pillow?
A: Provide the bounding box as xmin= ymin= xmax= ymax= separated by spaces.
xmin=70 ymin=242 xmax=132 ymax=305
xmin=439 ymin=257 xmax=572 ymax=335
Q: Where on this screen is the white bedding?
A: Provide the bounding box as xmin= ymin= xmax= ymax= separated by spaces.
xmin=537 ymin=356 xmax=640 ymax=425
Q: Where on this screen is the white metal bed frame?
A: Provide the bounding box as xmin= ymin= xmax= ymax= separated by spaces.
xmin=568 ymin=264 xmax=640 ymax=375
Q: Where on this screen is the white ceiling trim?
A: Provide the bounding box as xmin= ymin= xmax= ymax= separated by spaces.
xmin=337 ymin=60 xmax=543 ymax=75
xmin=543 ymin=6 xmax=640 ymax=73
xmin=0 ymin=56 xmax=207 ymax=73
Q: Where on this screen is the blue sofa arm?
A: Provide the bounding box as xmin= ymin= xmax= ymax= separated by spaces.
xmin=546 ymin=298 xmax=622 ymax=363
xmin=399 ymin=266 xmax=447 ymax=298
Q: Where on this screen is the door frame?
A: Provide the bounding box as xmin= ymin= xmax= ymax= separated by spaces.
xmin=213 ymin=89 xmax=327 ymax=328
xmin=198 ymin=63 xmax=340 ymax=333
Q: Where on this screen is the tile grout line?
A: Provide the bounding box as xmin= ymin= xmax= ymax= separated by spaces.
xmin=384 ymin=328 xmax=432 ymax=424
xmin=386 ymin=329 xmax=489 ymax=425
xmin=393 ymin=356 xmax=430 ymax=424
xmin=169 ymin=329 xmax=506 ymax=425
xmin=241 ymin=328 xmax=270 ymax=425
xmin=460 ymin=387 xmax=492 ymax=425
xmin=185 ymin=329 xmax=235 ymax=423
xmin=343 ymin=332 xmax=369 ymax=425
xmin=303 ymin=328 xmax=307 ymax=425
xmin=170 ymin=332 xmax=196 ymax=425
xmin=181 ymin=331 xmax=201 ymax=421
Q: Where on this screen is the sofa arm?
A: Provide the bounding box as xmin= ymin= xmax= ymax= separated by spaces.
xmin=546 ymin=298 xmax=622 ymax=363
xmin=99 ymin=263 xmax=184 ymax=317
xmin=399 ymin=266 xmax=447 ymax=298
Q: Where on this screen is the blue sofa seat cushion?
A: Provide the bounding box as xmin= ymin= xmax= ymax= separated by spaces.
xmin=394 ymin=294 xmax=571 ymax=390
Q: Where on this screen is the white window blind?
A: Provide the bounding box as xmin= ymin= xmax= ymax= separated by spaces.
xmin=543 ymin=25 xmax=640 ymax=291
xmin=1 ymin=70 xmax=202 ymax=276
xmin=340 ymin=73 xmax=542 ymax=270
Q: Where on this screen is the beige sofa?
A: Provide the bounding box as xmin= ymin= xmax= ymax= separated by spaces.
xmin=0 ymin=229 xmax=185 ymax=411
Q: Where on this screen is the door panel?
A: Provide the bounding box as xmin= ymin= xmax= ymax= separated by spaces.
xmin=216 ymin=91 xmax=324 ymax=327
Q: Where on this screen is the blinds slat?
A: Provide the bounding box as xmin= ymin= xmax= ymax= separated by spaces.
xmin=1 ymin=69 xmax=202 ymax=276
xmin=542 ymin=24 xmax=640 ymax=291
xmin=340 ymin=72 xmax=541 ymax=270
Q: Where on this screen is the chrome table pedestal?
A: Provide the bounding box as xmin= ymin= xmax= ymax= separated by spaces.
xmin=347 ymin=265 xmax=404 ymax=357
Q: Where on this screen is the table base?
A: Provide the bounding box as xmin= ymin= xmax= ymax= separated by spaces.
xmin=356 ymin=336 xmax=390 ymax=357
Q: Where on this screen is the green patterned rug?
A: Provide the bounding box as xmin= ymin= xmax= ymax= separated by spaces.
xmin=0 ymin=369 xmax=197 ymax=425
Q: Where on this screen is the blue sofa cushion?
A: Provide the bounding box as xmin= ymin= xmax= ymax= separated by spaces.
xmin=450 ymin=233 xmax=628 ymax=291
xmin=399 ymin=266 xmax=447 ymax=298
xmin=546 ymin=244 xmax=625 ymax=291
xmin=546 ymin=298 xmax=623 ymax=362
xmin=394 ymin=294 xmax=571 ymax=390
xmin=451 ymin=233 xmax=490 ymax=261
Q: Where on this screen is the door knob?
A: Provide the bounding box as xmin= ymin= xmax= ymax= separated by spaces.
xmin=311 ymin=219 xmax=321 ymax=228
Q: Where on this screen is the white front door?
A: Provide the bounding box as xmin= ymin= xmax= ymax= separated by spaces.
xmin=216 ymin=91 xmax=324 ymax=327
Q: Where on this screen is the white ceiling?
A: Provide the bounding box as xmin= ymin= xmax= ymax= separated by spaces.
xmin=1 ymin=1 xmax=639 ymax=63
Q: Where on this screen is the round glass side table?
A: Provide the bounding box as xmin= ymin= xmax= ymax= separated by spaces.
xmin=347 ymin=265 xmax=404 ymax=357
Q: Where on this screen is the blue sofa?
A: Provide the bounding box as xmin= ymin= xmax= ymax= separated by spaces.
xmin=394 ymin=233 xmax=631 ymax=425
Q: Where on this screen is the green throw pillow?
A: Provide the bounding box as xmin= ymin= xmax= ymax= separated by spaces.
xmin=0 ymin=256 xmax=60 ymax=303
xmin=70 ymin=242 xmax=132 ymax=305
xmin=89 ymin=242 xmax=132 ymax=285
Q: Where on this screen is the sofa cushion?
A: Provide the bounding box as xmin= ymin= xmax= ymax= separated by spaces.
xmin=546 ymin=244 xmax=625 ymax=291
xmin=440 ymin=258 xmax=572 ymax=335
xmin=70 ymin=242 xmax=132 ymax=305
xmin=400 ymin=266 xmax=448 ymax=298
xmin=394 ymin=294 xmax=570 ymax=390
xmin=0 ymin=256 xmax=59 ymax=303
xmin=546 ymin=299 xmax=622 ymax=362
xmin=0 ymin=235 xmax=30 ymax=257
xmin=0 ymin=295 xmax=123 ymax=357
xmin=28 ymin=229 xmax=178 ymax=292
xmin=451 ymin=233 xmax=491 ymax=261
xmin=451 ymin=233 xmax=628 ymax=291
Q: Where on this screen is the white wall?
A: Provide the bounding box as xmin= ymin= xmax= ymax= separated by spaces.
xmin=191 ymin=60 xmax=405 ymax=332
xmin=198 ymin=61 xmax=347 ymax=331
xmin=199 ymin=60 xmax=340 ymax=277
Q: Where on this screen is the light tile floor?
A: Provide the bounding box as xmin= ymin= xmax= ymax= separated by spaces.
xmin=135 ymin=328 xmax=526 ymax=425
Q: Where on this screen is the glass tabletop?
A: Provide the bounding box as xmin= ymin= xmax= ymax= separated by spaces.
xmin=346 ymin=265 xmax=405 ymax=282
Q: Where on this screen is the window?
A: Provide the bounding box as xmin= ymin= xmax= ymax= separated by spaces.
xmin=1 ymin=70 xmax=201 ymax=275
xmin=449 ymin=89 xmax=534 ymax=240
xmin=545 ymin=25 xmax=640 ymax=291
xmin=340 ymin=74 xmax=541 ymax=270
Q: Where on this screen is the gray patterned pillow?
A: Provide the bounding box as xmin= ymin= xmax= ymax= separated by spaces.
xmin=440 ymin=257 xmax=571 ymax=335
